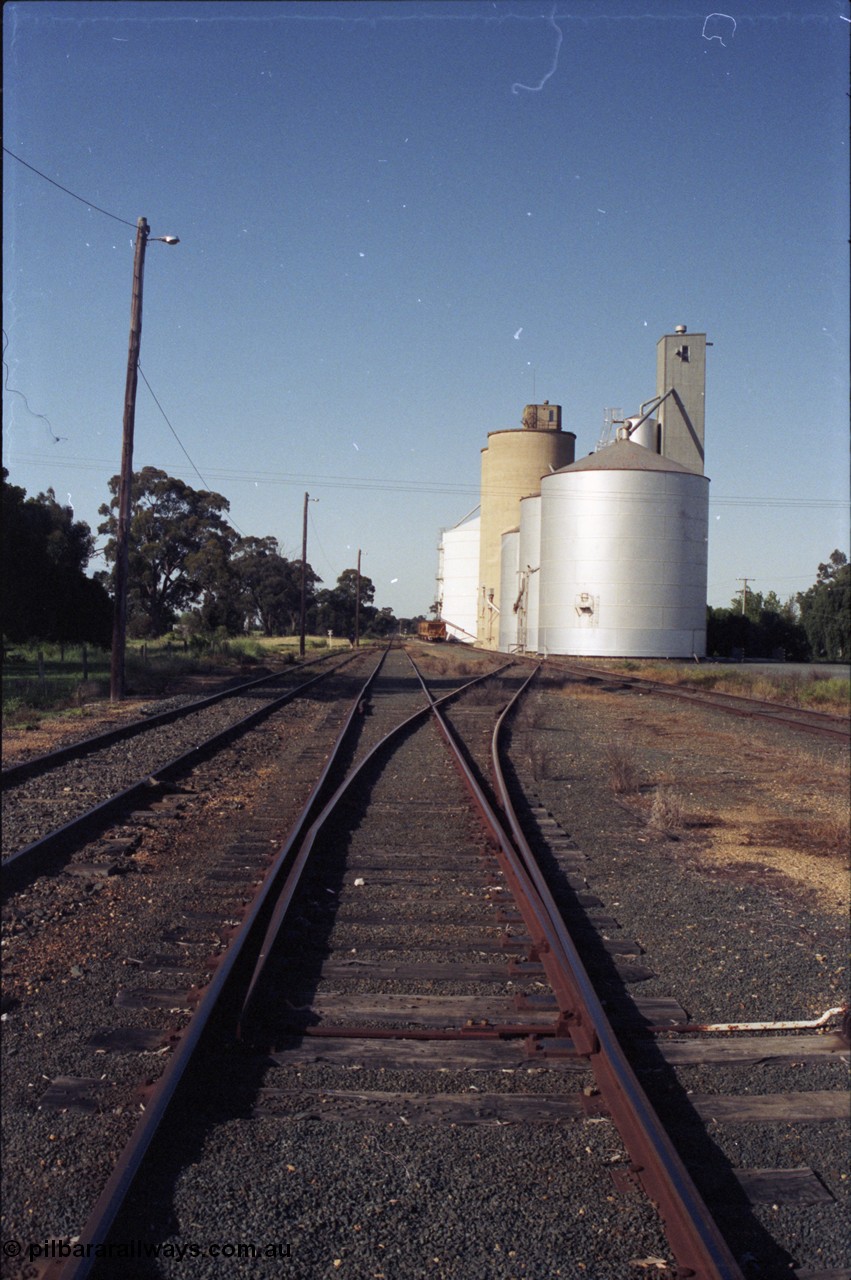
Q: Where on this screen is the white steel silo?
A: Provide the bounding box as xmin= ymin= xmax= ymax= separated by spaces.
xmin=517 ymin=495 xmax=541 ymax=653
xmin=439 ymin=512 xmax=480 ymax=643
xmin=538 ymin=438 xmax=709 ymax=657
xmin=624 ymin=416 xmax=658 ymax=453
xmin=498 ymin=529 xmax=520 ymax=653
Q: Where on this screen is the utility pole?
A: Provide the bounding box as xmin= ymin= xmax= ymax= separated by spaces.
xmin=109 ymin=218 xmax=178 ymax=701
xmin=736 ymin=577 xmax=755 ymax=616
xmin=110 ymin=218 xmax=149 ymax=702
xmin=354 ymin=549 xmax=361 ymax=648
xmin=299 ymin=492 xmax=310 ymax=659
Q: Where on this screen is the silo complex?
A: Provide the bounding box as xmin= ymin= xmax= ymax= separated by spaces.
xmin=538 ymin=439 xmax=709 ymax=657
xmin=433 ymin=327 xmax=710 ymax=658
xmin=477 ymin=403 xmax=575 ymax=648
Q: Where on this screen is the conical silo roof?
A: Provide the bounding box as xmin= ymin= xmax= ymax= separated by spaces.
xmin=552 ymin=438 xmax=700 ymax=476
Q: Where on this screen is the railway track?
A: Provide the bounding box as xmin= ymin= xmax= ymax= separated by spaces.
xmin=0 ymin=649 xmax=370 ymax=786
xmin=1 ymin=652 xmax=363 ymax=893
xmin=548 ymin=661 xmax=850 ymax=741
xmin=2 ymin=648 xmax=847 ymax=1278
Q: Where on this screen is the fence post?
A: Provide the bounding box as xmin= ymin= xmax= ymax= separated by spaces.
xmin=82 ymin=644 xmax=88 ymax=681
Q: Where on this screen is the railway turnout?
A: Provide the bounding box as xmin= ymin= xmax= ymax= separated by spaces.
xmin=2 ymin=645 xmax=846 ymax=1279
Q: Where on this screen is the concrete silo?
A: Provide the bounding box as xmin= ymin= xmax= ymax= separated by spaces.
xmin=477 ymin=403 xmax=575 ymax=648
xmin=538 ymin=437 xmax=709 ymax=658
xmin=438 ymin=511 xmax=480 ymax=642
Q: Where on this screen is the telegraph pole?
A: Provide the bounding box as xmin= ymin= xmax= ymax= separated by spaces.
xmin=354 ymin=549 xmax=361 ymax=648
xmin=299 ymin=492 xmax=310 ymax=659
xmin=736 ymin=577 xmax=755 ymax=615
xmin=110 ymin=218 xmax=149 ymax=702
xmin=109 ymin=218 xmax=178 ymax=701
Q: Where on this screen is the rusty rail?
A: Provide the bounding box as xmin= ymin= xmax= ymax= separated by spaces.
xmin=549 ymin=660 xmax=849 ymax=741
xmin=46 ymin=648 xmax=511 ymax=1279
xmin=489 ymin=664 xmax=745 ymax=1280
xmin=47 ymin=649 xmax=744 ymax=1278
xmin=3 ymin=655 xmax=359 ymax=897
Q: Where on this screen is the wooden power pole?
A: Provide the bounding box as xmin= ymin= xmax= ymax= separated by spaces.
xmin=354 ymin=549 xmax=361 ymax=648
xmin=299 ymin=491 xmax=309 ymax=659
xmin=110 ymin=217 xmax=149 ymax=702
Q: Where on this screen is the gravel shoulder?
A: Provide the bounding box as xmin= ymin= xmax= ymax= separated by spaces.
xmin=508 ymin=674 xmax=850 ymax=1274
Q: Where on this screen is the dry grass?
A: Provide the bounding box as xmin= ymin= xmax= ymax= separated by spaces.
xmin=604 ymin=739 xmax=640 ymax=795
xmin=648 ymin=786 xmax=687 ymax=834
xmin=574 ymin=660 xmax=850 ymax=717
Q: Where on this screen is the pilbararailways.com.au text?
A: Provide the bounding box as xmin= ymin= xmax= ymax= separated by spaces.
xmin=4 ymin=1238 xmax=291 ymax=1264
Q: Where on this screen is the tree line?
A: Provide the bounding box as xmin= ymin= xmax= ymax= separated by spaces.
xmin=706 ymin=551 xmax=849 ymax=661
xmin=2 ymin=467 xmax=402 ymax=647
xmin=3 ymin=466 xmax=848 ymax=659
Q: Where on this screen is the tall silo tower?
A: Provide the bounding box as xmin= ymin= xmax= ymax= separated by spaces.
xmin=655 ymin=326 xmax=707 ymax=474
xmin=477 ymin=403 xmax=575 ymax=648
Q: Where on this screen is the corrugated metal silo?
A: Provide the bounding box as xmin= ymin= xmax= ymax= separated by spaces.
xmin=517 ymin=495 xmax=541 ymax=653
xmin=539 ymin=438 xmax=709 ymax=657
xmin=439 ymin=513 xmax=480 ymax=643
xmin=498 ymin=529 xmax=520 ymax=652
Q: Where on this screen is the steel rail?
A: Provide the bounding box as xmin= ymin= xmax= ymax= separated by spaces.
xmin=2 ymin=655 xmax=359 ymax=897
xmin=237 ymin=656 xmax=515 ymax=1031
xmin=44 ymin=647 xmax=390 ymax=1280
xmin=2 ymin=650 xmax=355 ymax=786
xmin=47 ymin=649 xmax=514 ymax=1279
xmin=489 ymin=665 xmax=745 ymax=1280
xmin=551 ymin=661 xmax=849 ymax=740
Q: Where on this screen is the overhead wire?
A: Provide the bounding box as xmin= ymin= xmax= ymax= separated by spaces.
xmin=3 ymin=146 xmax=138 ymax=228
xmin=3 ymin=147 xmax=256 ymax=542
xmin=6 ymin=451 xmax=847 ymax=509
xmin=307 ymin=504 xmax=335 ymax=581
xmin=136 ymin=363 xmax=211 ymax=491
xmin=136 ymin=363 xmax=248 ymax=538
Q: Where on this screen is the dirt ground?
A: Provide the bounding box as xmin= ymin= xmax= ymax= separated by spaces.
xmin=536 ymin=682 xmax=850 ymax=918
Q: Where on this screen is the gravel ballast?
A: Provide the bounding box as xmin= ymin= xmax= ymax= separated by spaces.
xmin=2 ymin=652 xmax=848 ymax=1279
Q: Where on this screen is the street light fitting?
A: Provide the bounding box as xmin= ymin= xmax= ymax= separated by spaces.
xmin=151 ymin=235 xmax=180 ymax=245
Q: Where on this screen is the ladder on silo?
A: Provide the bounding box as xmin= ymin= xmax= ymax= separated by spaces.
xmin=596 ymin=407 xmax=622 ymax=452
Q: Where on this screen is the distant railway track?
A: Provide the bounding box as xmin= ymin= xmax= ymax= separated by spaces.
xmin=1 ymin=650 xmax=351 ymax=786
xmin=3 ymin=648 xmax=846 ymax=1278
xmin=1 ymin=653 xmax=361 ymax=894
xmin=546 ymin=660 xmax=850 ymax=740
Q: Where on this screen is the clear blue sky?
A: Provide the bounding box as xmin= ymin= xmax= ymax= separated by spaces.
xmin=4 ymin=1 xmax=848 ymax=622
